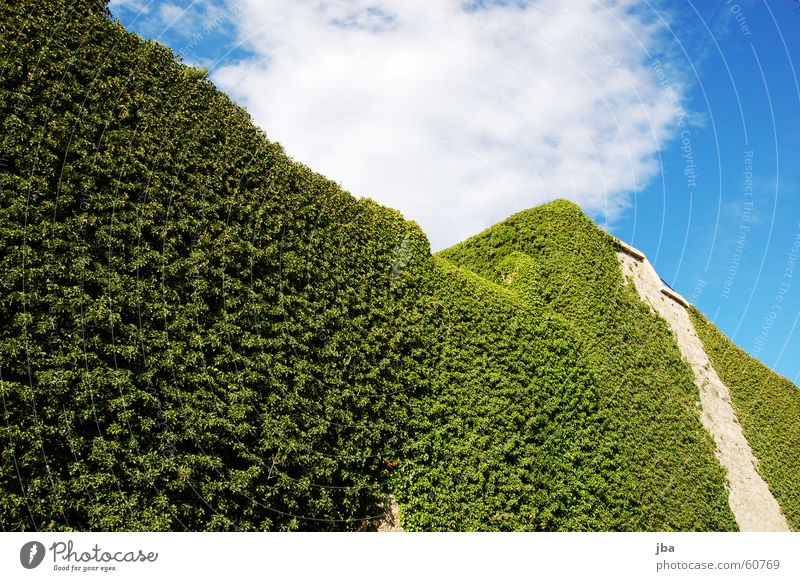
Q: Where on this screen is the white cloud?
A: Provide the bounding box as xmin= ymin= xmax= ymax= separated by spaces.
xmin=212 ymin=0 xmax=685 ymax=250
xmin=108 ymin=0 xmax=152 ymax=14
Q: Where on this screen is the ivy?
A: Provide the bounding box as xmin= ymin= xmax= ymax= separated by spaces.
xmin=690 ymin=309 xmax=800 ymax=530
xmin=421 ymin=201 xmax=737 ymax=530
xmin=1 ymin=0 xmax=430 ymax=531
xmin=1 ymin=1 xmax=743 ymax=532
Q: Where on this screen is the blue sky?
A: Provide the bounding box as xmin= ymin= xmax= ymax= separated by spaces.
xmin=611 ymin=1 xmax=800 ymax=384
xmin=109 ymin=0 xmax=800 ymax=383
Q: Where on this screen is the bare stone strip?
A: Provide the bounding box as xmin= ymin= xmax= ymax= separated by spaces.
xmin=617 ymin=249 xmax=789 ymax=531
xmin=376 ymin=495 xmax=404 ymax=532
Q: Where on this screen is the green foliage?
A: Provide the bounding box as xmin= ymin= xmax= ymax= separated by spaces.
xmin=690 ymin=309 xmax=800 ymax=530
xmin=0 ymin=1 xmax=743 ymax=532
xmin=392 ymin=259 xmax=620 ymax=530
xmin=1 ymin=0 xmax=431 ymax=531
xmin=429 ymin=201 xmax=737 ymax=530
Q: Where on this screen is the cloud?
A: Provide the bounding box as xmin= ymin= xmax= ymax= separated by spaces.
xmin=212 ymin=0 xmax=686 ymax=250
xmin=108 ymin=0 xmax=151 ymax=14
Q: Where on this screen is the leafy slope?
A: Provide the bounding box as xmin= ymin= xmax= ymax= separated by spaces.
xmin=690 ymin=309 xmax=800 ymax=530
xmin=433 ymin=202 xmax=737 ymax=530
xmin=0 ymin=0 xmax=748 ymax=532
xmin=392 ymin=258 xmax=618 ymax=531
xmin=1 ymin=0 xmax=431 ymax=530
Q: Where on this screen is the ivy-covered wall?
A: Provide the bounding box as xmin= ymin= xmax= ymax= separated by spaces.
xmin=690 ymin=309 xmax=800 ymax=531
xmin=392 ymin=258 xmax=620 ymax=530
xmin=434 ymin=201 xmax=737 ymax=530
xmin=0 ymin=0 xmax=766 ymax=532
xmin=1 ymin=0 xmax=431 ymax=530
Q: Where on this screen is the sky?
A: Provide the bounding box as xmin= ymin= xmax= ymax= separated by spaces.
xmin=109 ymin=0 xmax=800 ymax=383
